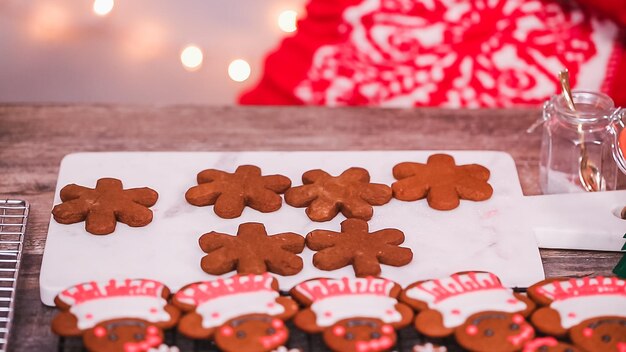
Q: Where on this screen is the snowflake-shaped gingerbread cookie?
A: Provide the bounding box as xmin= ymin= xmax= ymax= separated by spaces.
xmin=186 ymin=165 xmax=292 ymax=219
xmin=306 ymin=218 xmax=413 ymax=277
xmin=199 ymin=222 xmax=305 ymax=276
xmin=392 ymin=154 xmax=493 ymax=210
xmin=285 ymin=167 xmax=392 ymax=222
xmin=52 ymin=178 xmax=158 ymax=235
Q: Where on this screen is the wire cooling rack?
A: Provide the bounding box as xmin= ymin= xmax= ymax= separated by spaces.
xmin=0 ymin=200 xmax=28 ymax=351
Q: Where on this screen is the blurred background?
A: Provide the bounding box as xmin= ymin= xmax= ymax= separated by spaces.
xmin=0 ymin=0 xmax=305 ymax=104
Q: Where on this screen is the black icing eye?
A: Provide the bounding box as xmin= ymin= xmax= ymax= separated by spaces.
xmin=538 ymin=347 xmax=548 ymax=352
xmin=509 ymin=323 xmax=520 ymax=331
xmin=370 ymin=332 xmax=381 ymax=339
xmin=236 ymin=330 xmax=246 ymax=339
xmin=483 ymin=329 xmax=494 ymax=337
xmin=134 ymin=333 xmax=144 ymax=341
xmin=601 ymin=335 xmax=611 ymax=343
xmin=266 ymin=327 xmax=276 ymax=335
xmin=108 ymin=334 xmax=118 ymax=342
xmin=564 ymin=349 xmax=574 ymax=352
xmin=345 ymin=332 xmax=354 ymax=340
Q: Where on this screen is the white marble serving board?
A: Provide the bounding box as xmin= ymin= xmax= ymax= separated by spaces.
xmin=40 ymin=151 xmax=545 ymax=306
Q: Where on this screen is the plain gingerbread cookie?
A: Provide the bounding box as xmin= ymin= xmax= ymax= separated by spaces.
xmin=392 ymin=154 xmax=493 ymax=210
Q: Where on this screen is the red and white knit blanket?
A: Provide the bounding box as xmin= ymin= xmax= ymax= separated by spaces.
xmin=240 ymin=0 xmax=626 ymax=107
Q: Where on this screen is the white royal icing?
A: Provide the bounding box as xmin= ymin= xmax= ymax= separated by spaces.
xmin=70 ymin=296 xmax=170 ymax=330
xmin=295 ymin=277 xmax=395 ymax=301
xmin=148 ymin=345 xmax=180 ymax=352
xmin=311 ymin=294 xmax=402 ymax=327
xmin=551 ymin=295 xmax=626 ymax=329
xmin=196 ymin=290 xmax=284 ymax=329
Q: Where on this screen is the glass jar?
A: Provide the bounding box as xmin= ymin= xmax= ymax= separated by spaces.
xmin=539 ymin=91 xmax=625 ymax=194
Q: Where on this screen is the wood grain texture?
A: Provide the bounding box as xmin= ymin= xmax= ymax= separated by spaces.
xmin=0 ymin=105 xmax=623 ymax=351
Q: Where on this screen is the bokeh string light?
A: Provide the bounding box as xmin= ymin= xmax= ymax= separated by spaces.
xmin=278 ymin=10 xmax=298 ymax=33
xmin=26 ymin=1 xmax=301 ymax=83
xmin=93 ymin=0 xmax=114 ymax=17
xmin=228 ymin=59 xmax=252 ymax=82
xmin=181 ymin=45 xmax=204 ymax=71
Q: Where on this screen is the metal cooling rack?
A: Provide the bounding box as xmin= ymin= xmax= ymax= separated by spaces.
xmin=0 ymin=200 xmax=28 ymax=352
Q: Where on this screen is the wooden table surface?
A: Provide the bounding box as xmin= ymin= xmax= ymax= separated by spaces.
xmin=0 ymin=105 xmax=623 ymax=351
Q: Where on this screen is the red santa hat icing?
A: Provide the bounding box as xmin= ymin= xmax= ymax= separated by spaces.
xmin=57 ymin=279 xmax=171 ymax=330
xmin=535 ymin=276 xmax=626 ymax=329
xmin=404 ymin=272 xmax=527 ymax=328
xmin=174 ymin=273 xmax=284 ymax=329
xmin=294 ymin=277 xmax=402 ymax=327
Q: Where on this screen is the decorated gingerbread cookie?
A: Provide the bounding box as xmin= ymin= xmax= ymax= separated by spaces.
xmin=455 ymin=311 xmax=535 ymax=352
xmin=290 ymin=277 xmax=414 ymax=352
xmin=51 ymin=279 xmax=180 ymax=352
xmin=527 ymin=276 xmax=626 ymax=349
xmin=173 ymin=274 xmax=298 ymax=352
xmin=523 ymin=337 xmax=580 ymax=352
xmin=52 ymin=178 xmax=158 ymax=235
xmin=198 ymin=222 xmax=305 ymax=276
xmin=306 ymin=218 xmax=413 ymax=277
xmin=400 ymin=272 xmax=535 ymax=338
xmin=392 ymin=154 xmax=493 ymax=210
xmin=185 ymin=165 xmax=291 ymax=219
xmin=284 ymin=167 xmax=392 ymax=222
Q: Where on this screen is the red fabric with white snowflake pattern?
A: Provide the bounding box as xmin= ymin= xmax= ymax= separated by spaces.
xmin=239 ymin=0 xmax=626 ymax=108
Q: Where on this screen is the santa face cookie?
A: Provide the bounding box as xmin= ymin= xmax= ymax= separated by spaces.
xmin=51 ymin=279 xmax=180 ymax=352
xmin=400 ymin=272 xmax=535 ymax=338
xmin=527 ymin=277 xmax=626 ymax=338
xmin=455 ymin=312 xmax=535 ymax=352
xmin=291 ymin=277 xmax=414 ymax=352
xmin=173 ymin=274 xmax=298 ymax=352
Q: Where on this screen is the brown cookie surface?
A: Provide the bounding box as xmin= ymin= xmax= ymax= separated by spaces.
xmin=455 ymin=312 xmax=535 ymax=352
xmin=323 ymin=318 xmax=397 ymax=352
xmin=83 ymin=319 xmax=164 ymax=352
xmin=185 ymin=165 xmax=291 ymax=219
xmin=392 ymin=154 xmax=493 ymax=210
xmin=284 ymin=167 xmax=392 ymax=222
xmin=52 ymin=178 xmax=158 ymax=235
xmin=569 ymin=317 xmax=626 ymax=352
xmin=215 ymin=314 xmax=289 ymax=352
xmin=306 ymin=218 xmax=413 ymax=277
xmin=199 ymin=222 xmax=305 ymax=276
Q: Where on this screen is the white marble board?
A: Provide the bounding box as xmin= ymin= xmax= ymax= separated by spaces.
xmin=40 ymin=151 xmax=545 ymax=306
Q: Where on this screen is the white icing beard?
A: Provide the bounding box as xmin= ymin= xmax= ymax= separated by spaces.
xmin=311 ymin=294 xmax=401 ymax=327
xmin=552 ymin=295 xmax=626 ymax=329
xmin=196 ymin=291 xmax=284 ymax=328
xmin=70 ymin=296 xmax=170 ymax=330
xmin=407 ymin=288 xmax=526 ymax=328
